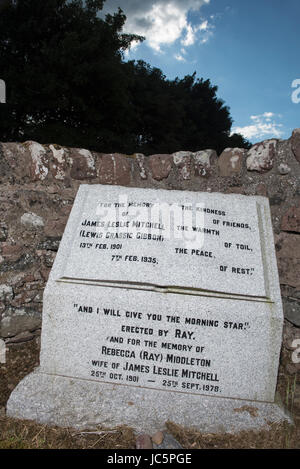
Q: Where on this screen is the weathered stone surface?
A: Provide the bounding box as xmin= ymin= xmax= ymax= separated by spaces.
xmin=61 ymin=186 xmax=268 ymax=298
xmin=285 ymin=362 xmax=300 ymax=376
xmin=291 ymin=290 xmax=300 ymax=300
xmin=2 ymin=128 xmax=299 ymax=432
xmin=0 ymin=284 xmax=13 ymax=301
xmin=276 ymin=232 xmax=300 ymax=288
xmin=281 ymin=201 xmax=300 ymax=233
xmin=282 ymin=297 xmax=300 ymax=327
xmin=5 ymin=182 xmax=287 ymax=432
xmin=11 ymin=288 xmax=40 ymax=308
xmin=48 ymin=144 xmax=69 ymax=181
xmin=0 ymin=307 xmax=41 ymax=338
xmin=225 ymin=186 xmax=245 ymax=195
xmin=24 ymin=141 xmax=49 ymax=181
xmin=0 ymin=340 xmax=5 ymax=364
xmin=218 ymin=148 xmax=245 ymax=177
xmin=278 ymin=163 xmax=291 ymax=175
xmin=135 ymin=153 xmax=147 ymax=180
xmin=38 ymin=250 xmax=56 ymax=268
xmin=44 ymin=218 xmax=67 ymax=238
xmin=153 ymin=433 xmax=183 ymax=450
xmin=151 ymin=430 xmax=164 ymax=445
xmin=0 ymin=223 xmax=8 ymax=241
xmin=8 ymin=186 xmax=281 ymax=417
xmin=6 ymin=330 xmax=35 ymax=344
xmin=193 ymin=149 xmax=217 ymax=177
xmin=282 ymin=319 xmax=299 ymax=351
xmin=38 ymin=282 xmax=282 ymax=402
xmin=291 ymin=128 xmax=300 ymax=163
xmin=37 ymin=238 xmax=61 ymax=252
xmin=21 ymin=212 xmax=44 ymax=229
xmin=98 ymin=154 xmax=132 ymax=185
xmin=0 ymin=142 xmax=32 ymax=181
xmin=1 ymin=243 xmax=23 ymax=261
xmin=149 ymin=154 xmax=172 ymax=181
xmin=255 ymin=183 xmax=268 ymax=197
xmin=246 ymin=139 xmax=277 ymax=172
xmin=269 ymin=191 xmax=286 ymax=206
xmin=172 ymin=151 xmax=192 ymax=180
xmin=0 ymin=253 xmax=36 ymax=273
xmin=7 ymin=372 xmax=291 ymax=433
xmin=69 ymin=148 xmax=96 ymax=180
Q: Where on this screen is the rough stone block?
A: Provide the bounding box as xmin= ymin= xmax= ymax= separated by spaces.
xmin=149 ymin=154 xmax=172 ymax=181
xmin=218 ymin=148 xmax=245 ymax=177
xmin=291 ymin=129 xmax=300 ymax=163
xmin=247 ymin=140 xmax=277 ymax=172
xmin=98 ymin=154 xmax=132 ymax=186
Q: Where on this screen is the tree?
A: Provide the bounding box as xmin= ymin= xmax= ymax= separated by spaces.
xmin=124 ymin=60 xmax=185 ymax=154
xmin=171 ymin=73 xmax=234 ymax=154
xmin=125 ymin=65 xmax=250 ymax=154
xmin=225 ymin=133 xmax=252 ymax=150
xmin=0 ymin=0 xmax=10 ymax=14
xmin=0 ymin=0 xmax=143 ymax=149
xmin=0 ymin=0 xmax=250 ymax=154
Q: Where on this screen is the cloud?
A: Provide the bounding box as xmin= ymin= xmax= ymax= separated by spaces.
xmin=181 ymin=23 xmax=196 ymax=47
xmin=180 ymin=20 xmax=213 ymax=48
xmin=231 ymin=113 xmax=284 ymax=140
xmin=174 ymin=53 xmax=186 ymax=62
xmin=101 ymin=0 xmax=212 ymax=52
xmin=199 ymin=20 xmax=209 ymax=30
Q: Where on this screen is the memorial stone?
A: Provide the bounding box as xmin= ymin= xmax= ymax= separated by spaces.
xmin=7 ymin=185 xmax=289 ymax=433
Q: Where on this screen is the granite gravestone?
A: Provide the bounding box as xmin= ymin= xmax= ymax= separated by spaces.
xmin=7 ymin=185 xmax=289 ymax=433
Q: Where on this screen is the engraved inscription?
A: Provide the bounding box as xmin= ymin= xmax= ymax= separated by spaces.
xmin=61 ymin=187 xmax=266 ymax=297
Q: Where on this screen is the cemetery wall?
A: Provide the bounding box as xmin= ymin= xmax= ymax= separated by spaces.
xmin=0 ymin=130 xmax=299 ymax=402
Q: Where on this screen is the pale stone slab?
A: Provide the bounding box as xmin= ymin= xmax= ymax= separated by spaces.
xmin=7 ymin=371 xmax=290 ymax=434
xmin=7 ymin=186 xmax=286 ymax=432
xmin=58 ymin=186 xmax=267 ymax=298
xmin=39 ymin=284 xmax=281 ymax=402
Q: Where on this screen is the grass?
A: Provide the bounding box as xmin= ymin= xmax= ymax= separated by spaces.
xmin=0 ymin=416 xmax=299 ymax=449
xmin=0 ymin=417 xmax=136 ymax=449
xmin=286 ymin=374 xmax=298 ymax=413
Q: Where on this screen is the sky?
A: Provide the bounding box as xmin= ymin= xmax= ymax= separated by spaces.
xmin=101 ymin=0 xmax=300 ymax=143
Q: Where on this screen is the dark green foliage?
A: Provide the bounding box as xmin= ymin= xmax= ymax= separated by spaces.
xmin=224 ymin=132 xmax=252 ymax=150
xmin=0 ymin=0 xmax=250 ymax=154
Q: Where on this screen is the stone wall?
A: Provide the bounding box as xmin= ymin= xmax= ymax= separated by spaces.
xmin=0 ymin=131 xmax=300 ymax=402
